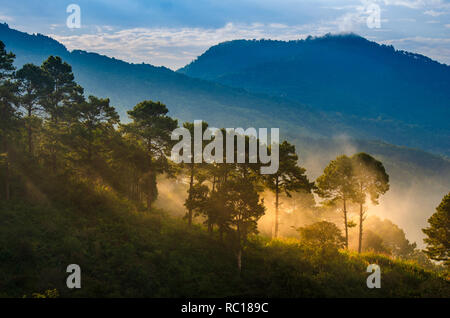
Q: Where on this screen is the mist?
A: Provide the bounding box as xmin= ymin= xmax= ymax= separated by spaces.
xmin=156 ymin=134 xmax=449 ymax=250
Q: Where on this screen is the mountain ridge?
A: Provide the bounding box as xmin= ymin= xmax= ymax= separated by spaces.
xmin=178 ymin=34 xmax=450 ymax=151
xmin=1 ymin=23 xmax=449 ymax=245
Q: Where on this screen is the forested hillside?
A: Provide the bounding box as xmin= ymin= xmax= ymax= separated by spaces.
xmin=0 ymin=38 xmax=449 ymax=298
xmin=1 ymin=23 xmax=449 ymax=156
xmin=179 ymin=34 xmax=450 ymax=155
xmin=1 ymin=22 xmax=449 ymax=248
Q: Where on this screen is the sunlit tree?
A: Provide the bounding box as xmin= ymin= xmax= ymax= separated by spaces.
xmin=315 ymin=155 xmax=357 ymax=249
xmin=265 ymin=141 xmax=312 ymax=238
xmin=351 ymin=153 xmax=389 ymax=253
xmin=298 ymin=221 xmax=345 ymax=250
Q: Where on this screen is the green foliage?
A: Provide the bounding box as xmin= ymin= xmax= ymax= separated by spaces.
xmin=315 ymin=155 xmax=356 ymax=248
xmin=0 ymin=196 xmax=448 ymax=298
xmin=423 ymin=192 xmax=450 ymax=265
xmin=0 ymin=40 xmax=17 ymax=133
xmin=40 ymin=56 xmax=84 ymax=120
xmin=316 ymin=155 xmax=356 ymax=202
xmin=351 ymin=152 xmax=389 ymax=205
xmin=363 ymin=230 xmax=391 ymax=254
xmin=123 ymin=101 xmax=178 ymax=211
xmin=364 ymin=216 xmax=416 ymax=258
xmin=351 ymin=152 xmax=390 ymax=253
xmin=0 ymin=40 xmax=447 ymax=298
xmin=298 ymin=221 xmax=346 ymax=250
xmin=265 ymin=141 xmax=313 ymax=238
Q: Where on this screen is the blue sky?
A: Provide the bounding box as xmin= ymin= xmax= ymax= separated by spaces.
xmin=1 ymin=0 xmax=449 ymax=69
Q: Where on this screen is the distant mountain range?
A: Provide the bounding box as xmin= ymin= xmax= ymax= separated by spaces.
xmin=179 ymin=35 xmax=450 ymax=155
xmin=0 ymin=22 xmax=448 ymax=180
xmin=1 ymin=23 xmax=449 ymax=156
xmin=1 ymin=22 xmax=449 ymax=244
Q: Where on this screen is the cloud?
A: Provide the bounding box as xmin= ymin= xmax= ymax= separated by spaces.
xmin=424 ymin=9 xmax=447 ymax=16
xmin=382 ymin=0 xmax=450 ymax=10
xmin=50 ymin=22 xmax=333 ymax=69
xmin=42 ymin=0 xmax=450 ymax=69
xmin=381 ymin=36 xmax=450 ymax=64
xmin=0 ymin=13 xmax=14 ymax=22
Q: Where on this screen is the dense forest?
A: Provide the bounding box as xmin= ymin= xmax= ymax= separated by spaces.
xmin=0 ymin=40 xmax=449 ymax=298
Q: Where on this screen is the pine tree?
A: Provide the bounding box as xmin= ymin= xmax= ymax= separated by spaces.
xmin=423 ymin=192 xmax=450 ymax=265
xmin=265 ymin=141 xmax=312 ymax=238
xmin=123 ymin=101 xmax=178 ymax=211
xmin=315 ymin=155 xmax=357 ymax=249
xmin=0 ymin=41 xmax=17 ymax=201
xmin=351 ymin=153 xmax=389 ymax=253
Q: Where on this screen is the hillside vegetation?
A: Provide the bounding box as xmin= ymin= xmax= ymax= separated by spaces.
xmin=0 ymin=29 xmax=449 ymax=299
xmin=1 ymin=193 xmax=448 ymax=298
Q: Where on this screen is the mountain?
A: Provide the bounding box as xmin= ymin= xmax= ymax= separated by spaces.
xmin=0 ymin=23 xmax=323 ymax=133
xmin=179 ymin=34 xmax=450 ymax=155
xmin=1 ymin=23 xmax=449 ymax=244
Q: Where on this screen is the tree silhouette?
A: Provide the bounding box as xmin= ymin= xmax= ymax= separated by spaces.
xmin=423 ymin=192 xmax=450 ymax=265
xmin=0 ymin=41 xmax=16 ymax=201
xmin=351 ymin=153 xmax=389 ymax=253
xmin=181 ymin=121 xmax=209 ymax=225
xmin=69 ymin=96 xmax=119 ymax=169
xmin=16 ymin=63 xmax=52 ymax=154
xmin=40 ymin=56 xmax=84 ymax=173
xmin=221 ymin=177 xmax=265 ymax=273
xmin=124 ymin=101 xmax=178 ymax=211
xmin=315 ymin=155 xmax=357 ymax=249
xmin=265 ymin=141 xmax=312 ymax=238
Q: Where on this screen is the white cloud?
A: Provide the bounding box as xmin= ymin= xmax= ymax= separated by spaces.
xmin=50 ymin=22 xmax=333 ymax=69
xmin=49 ymin=19 xmax=450 ymax=70
xmin=424 ymin=9 xmax=447 ymax=16
xmin=382 ymin=0 xmax=450 ymax=10
xmin=0 ymin=13 xmax=14 ymax=22
xmin=381 ymin=36 xmax=450 ymax=64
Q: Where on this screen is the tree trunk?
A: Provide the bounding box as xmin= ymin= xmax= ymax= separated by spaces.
xmin=208 ymin=220 xmax=213 ymax=234
xmin=27 ymin=106 xmax=33 ymax=155
xmin=187 ymin=164 xmax=194 ymax=226
xmin=237 ymin=247 xmax=242 ymax=276
xmin=146 ymin=192 xmax=152 ymax=212
xmin=51 ymin=116 xmax=58 ymax=174
xmin=343 ymin=198 xmax=348 ymax=249
xmin=237 ymin=222 xmax=242 ymax=275
xmin=147 ymin=171 xmax=155 ymax=212
xmin=358 ymin=203 xmax=363 ymax=253
xmin=3 ymin=139 xmax=10 ymax=201
xmin=274 ymin=178 xmax=279 ymax=238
